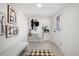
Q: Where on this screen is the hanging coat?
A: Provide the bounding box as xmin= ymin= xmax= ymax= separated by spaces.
xmin=31 ymin=19 xmax=34 ymax=30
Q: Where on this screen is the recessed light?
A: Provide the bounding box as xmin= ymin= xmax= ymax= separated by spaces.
xmin=37 ymin=3 xmax=42 ymax=7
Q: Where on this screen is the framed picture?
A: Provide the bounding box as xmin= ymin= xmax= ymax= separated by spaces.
xmin=0 ymin=12 xmax=5 ymax=36
xmin=56 ymin=15 xmax=61 ymax=31
xmin=13 ymin=26 xmax=18 ymax=35
xmin=7 ymin=5 xmax=17 ymax=24
xmin=6 ymin=25 xmax=18 ymax=38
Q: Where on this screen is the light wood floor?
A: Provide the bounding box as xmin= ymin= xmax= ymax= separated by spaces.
xmin=20 ymin=40 xmax=64 ymax=56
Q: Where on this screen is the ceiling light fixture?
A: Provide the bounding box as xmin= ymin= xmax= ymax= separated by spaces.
xmin=37 ymin=3 xmax=42 ymax=7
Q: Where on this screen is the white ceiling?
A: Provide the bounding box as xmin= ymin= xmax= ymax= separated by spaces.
xmin=13 ymin=3 xmax=68 ymax=16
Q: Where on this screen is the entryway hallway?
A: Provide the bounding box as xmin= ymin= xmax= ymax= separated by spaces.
xmin=1 ymin=3 xmax=79 ymax=56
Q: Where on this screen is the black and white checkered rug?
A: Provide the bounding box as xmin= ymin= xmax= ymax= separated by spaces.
xmin=26 ymin=49 xmax=55 ymax=56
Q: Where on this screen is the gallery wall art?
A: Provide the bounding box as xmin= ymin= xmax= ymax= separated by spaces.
xmin=6 ymin=25 xmax=18 ymax=38
xmin=0 ymin=5 xmax=18 ymax=38
xmin=56 ymin=15 xmax=61 ymax=31
xmin=0 ymin=12 xmax=5 ymax=36
xmin=7 ymin=5 xmax=17 ymax=24
xmin=6 ymin=5 xmax=18 ymax=38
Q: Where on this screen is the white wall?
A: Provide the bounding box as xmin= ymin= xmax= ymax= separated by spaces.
xmin=0 ymin=3 xmax=28 ymax=56
xmin=51 ymin=4 xmax=79 ymax=56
